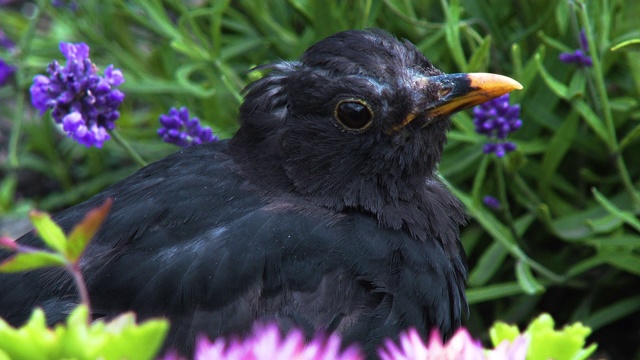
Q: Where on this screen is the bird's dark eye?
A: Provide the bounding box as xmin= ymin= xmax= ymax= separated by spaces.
xmin=334 ymin=100 xmax=373 ymax=131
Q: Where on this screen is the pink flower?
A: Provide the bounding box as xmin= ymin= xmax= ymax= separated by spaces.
xmin=378 ymin=328 xmax=528 ymax=360
xmin=160 ymin=324 xmax=363 ymax=360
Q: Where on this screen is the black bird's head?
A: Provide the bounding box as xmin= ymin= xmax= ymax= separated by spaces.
xmin=231 ymin=29 xmax=520 ymax=245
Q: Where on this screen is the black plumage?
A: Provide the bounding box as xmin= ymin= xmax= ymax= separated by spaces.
xmin=0 ymin=29 xmax=521 ymax=357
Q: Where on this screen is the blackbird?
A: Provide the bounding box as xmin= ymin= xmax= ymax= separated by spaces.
xmin=0 ymin=29 xmax=521 ymax=356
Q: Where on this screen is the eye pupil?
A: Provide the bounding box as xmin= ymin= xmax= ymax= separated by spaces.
xmin=336 ymin=101 xmax=373 ymax=130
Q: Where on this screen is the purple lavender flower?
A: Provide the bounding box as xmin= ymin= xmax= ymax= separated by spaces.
xmin=559 ymin=29 xmax=593 ymax=67
xmin=29 ymin=42 xmax=125 ymax=148
xmin=0 ymin=59 xmax=15 ymax=86
xmin=158 ymin=107 xmax=217 ymax=148
xmin=160 ymin=323 xmax=363 ymax=360
xmin=483 ymin=195 xmax=501 ymax=210
xmin=473 ymin=93 xmax=522 ymax=157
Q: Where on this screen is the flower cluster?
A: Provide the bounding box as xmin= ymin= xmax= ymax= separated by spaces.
xmin=380 ymin=328 xmax=528 ymax=360
xmin=30 ymin=42 xmax=125 ymax=148
xmin=559 ymin=29 xmax=593 ymax=67
xmin=473 ymin=94 xmax=522 ymax=157
xmin=160 ymin=324 xmax=363 ymax=360
xmin=158 ymin=107 xmax=217 ymax=148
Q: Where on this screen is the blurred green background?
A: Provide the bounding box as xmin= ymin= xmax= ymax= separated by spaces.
xmin=1 ymin=0 xmax=639 ymax=358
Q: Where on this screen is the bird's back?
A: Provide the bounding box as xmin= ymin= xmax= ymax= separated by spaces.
xmin=0 ymin=140 xmax=465 ymax=356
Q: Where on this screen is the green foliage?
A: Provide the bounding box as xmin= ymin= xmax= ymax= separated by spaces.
xmin=0 ymin=306 xmax=168 ymax=360
xmin=0 ymin=199 xmax=112 ymax=274
xmin=490 ymin=313 xmax=597 ymax=360
xmin=1 ymin=0 xmax=639 ymax=357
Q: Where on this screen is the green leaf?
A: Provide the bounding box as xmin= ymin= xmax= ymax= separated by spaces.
xmin=592 ymin=188 xmax=640 ymax=232
xmin=29 ymin=210 xmax=67 ymax=254
xmin=94 ymin=315 xmax=169 ymax=360
xmin=611 ymin=38 xmax=640 ymax=51
xmin=525 ymin=314 xmax=597 ymax=360
xmin=467 ymin=35 xmax=491 ymax=72
xmin=67 ymin=199 xmax=113 ymax=263
xmin=0 ymin=251 xmax=67 ymax=273
xmin=441 ymin=0 xmax=467 ymax=71
xmin=584 ymin=295 xmax=640 ymax=331
xmin=620 ymin=120 xmax=640 ymax=151
xmin=515 ymin=260 xmax=544 ymax=295
xmin=175 ymin=63 xmax=218 ymax=98
xmin=0 ymin=306 xmax=169 ymax=360
xmin=573 ymin=100 xmax=611 ymax=146
xmin=597 ymin=248 xmax=640 ymax=275
xmin=0 ymin=308 xmax=54 ymax=360
xmin=539 ymin=112 xmax=578 ymax=196
xmin=536 ymin=53 xmax=569 ymax=99
xmin=489 ymin=321 xmax=521 ymax=346
xmin=468 ymin=242 xmax=508 ymax=286
xmin=466 ymin=282 xmax=524 ymax=304
xmin=0 ymin=348 xmax=10 ymax=360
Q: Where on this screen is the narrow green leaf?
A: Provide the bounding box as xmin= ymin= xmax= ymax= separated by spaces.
xmin=539 ymin=113 xmax=578 ymax=196
xmin=0 ymin=175 xmax=17 ymax=210
xmin=592 ymin=188 xmax=640 ymax=232
xmin=468 ymin=242 xmax=508 ymax=286
xmin=470 ymin=155 xmax=489 ymax=206
xmin=0 ymin=251 xmax=67 ymax=273
xmin=67 ymin=199 xmax=113 ymax=263
xmin=584 ymin=214 xmax=624 ymax=234
xmin=515 ymin=260 xmax=544 ymax=295
xmin=573 ymin=101 xmax=611 ymax=145
xmin=620 ymin=121 xmax=640 ymax=151
xmin=611 ymin=38 xmax=640 ymax=51
xmin=29 ymin=211 xmax=67 ymax=254
xmin=584 ymin=295 xmax=640 ymax=331
xmin=510 ymin=45 xmax=544 ymax=104
xmin=137 ymin=0 xmax=183 ymax=39
xmin=598 ymin=249 xmax=640 ymax=275
xmin=440 ymin=0 xmax=467 ymax=71
xmin=467 ymin=35 xmax=492 ymax=72
xmin=466 ymin=282 xmax=523 ymax=304
xmin=535 ymin=54 xmax=569 ymax=99
xmin=567 ymin=72 xmax=587 ymax=99
xmin=175 ymin=63 xmax=217 ymax=98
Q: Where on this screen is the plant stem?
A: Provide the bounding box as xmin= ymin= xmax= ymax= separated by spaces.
xmin=495 ymin=159 xmax=528 ymax=250
xmin=8 ymin=0 xmax=49 ymax=168
xmin=109 ymin=129 xmax=148 ymax=167
xmin=67 ymin=263 xmax=91 ymax=323
xmin=577 ymin=2 xmax=640 ymax=209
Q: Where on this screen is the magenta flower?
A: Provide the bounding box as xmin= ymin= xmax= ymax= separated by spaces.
xmin=29 ymin=42 xmax=125 ymax=148
xmin=378 ymin=328 xmax=528 ymax=360
xmin=159 ymin=324 xmax=363 ymax=360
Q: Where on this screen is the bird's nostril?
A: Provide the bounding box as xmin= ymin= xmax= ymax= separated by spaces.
xmin=438 ymin=87 xmax=452 ymax=99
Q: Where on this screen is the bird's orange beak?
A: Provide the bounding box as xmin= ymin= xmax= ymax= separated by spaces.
xmin=424 ymin=73 xmax=523 ymax=117
xmin=391 ymin=73 xmax=522 ymax=132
